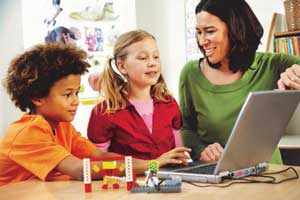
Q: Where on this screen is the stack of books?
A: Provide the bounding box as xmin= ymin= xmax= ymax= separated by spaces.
xmin=274 ymin=35 xmax=300 ymax=55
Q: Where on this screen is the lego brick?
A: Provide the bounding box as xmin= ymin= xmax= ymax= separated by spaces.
xmin=130 ymin=185 xmax=181 ymax=193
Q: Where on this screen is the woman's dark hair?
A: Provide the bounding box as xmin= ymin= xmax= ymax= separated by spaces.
xmin=196 ymin=0 xmax=263 ymax=72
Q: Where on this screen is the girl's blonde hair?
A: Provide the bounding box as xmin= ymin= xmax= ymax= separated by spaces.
xmin=98 ymin=30 xmax=172 ymax=114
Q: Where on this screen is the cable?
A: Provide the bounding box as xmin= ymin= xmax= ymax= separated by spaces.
xmin=259 ymin=167 xmax=299 ymax=184
xmin=261 ymin=166 xmax=297 ymax=176
xmin=183 ymin=167 xmax=299 ymax=188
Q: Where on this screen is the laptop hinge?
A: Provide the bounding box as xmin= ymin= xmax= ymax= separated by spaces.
xmin=220 ymin=162 xmax=269 ymax=179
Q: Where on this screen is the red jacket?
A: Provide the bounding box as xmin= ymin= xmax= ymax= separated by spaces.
xmin=87 ymin=98 xmax=182 ymax=160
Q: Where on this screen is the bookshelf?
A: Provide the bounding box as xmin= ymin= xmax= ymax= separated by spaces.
xmin=266 ymin=13 xmax=300 ymax=166
xmin=266 ymin=13 xmax=300 ymax=55
xmin=265 ymin=13 xmax=287 ymax=52
xmin=273 ymin=30 xmax=300 ymax=55
xmin=274 ymin=30 xmax=300 ymax=37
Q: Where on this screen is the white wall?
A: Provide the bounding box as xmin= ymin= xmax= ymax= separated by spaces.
xmin=0 ymin=0 xmax=23 ymax=139
xmin=22 ymin=0 xmax=137 ymax=49
xmin=247 ymin=0 xmax=284 ymax=51
xmin=135 ymin=0 xmax=186 ymax=99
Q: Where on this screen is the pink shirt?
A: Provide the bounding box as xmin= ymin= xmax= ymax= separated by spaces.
xmin=130 ymin=99 xmax=182 ymax=147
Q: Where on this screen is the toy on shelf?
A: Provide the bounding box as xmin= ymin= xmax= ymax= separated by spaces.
xmin=69 ymin=1 xmax=119 ymax=21
xmin=44 ymin=0 xmax=63 ymax=28
xmin=131 ymin=160 xmax=182 ymax=193
xmin=94 ymin=27 xmax=104 ymax=51
xmin=84 ymin=27 xmax=96 ymax=52
xmin=82 ymin=156 xmax=139 ymax=193
xmin=103 ymin=1 xmax=119 ymax=20
xmin=107 ymin=25 xmax=120 ymax=47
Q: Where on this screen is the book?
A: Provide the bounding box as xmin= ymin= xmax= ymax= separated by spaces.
xmin=286 ymin=37 xmax=293 ymax=55
xmin=297 ymin=36 xmax=300 ymax=54
xmin=291 ymin=36 xmax=299 ymax=55
xmin=282 ymin=37 xmax=288 ymax=53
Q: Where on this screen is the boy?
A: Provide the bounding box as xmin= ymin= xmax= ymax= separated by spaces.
xmin=0 ymin=43 xmax=131 ymax=186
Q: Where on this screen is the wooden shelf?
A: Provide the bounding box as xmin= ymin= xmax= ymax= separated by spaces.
xmin=265 ymin=13 xmax=287 ymax=52
xmin=274 ymin=30 xmax=300 ymax=38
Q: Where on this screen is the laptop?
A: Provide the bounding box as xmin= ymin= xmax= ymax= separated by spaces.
xmin=150 ymin=90 xmax=300 ymax=183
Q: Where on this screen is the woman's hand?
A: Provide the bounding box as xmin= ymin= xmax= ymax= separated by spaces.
xmin=199 ymin=142 xmax=223 ymax=162
xmin=156 ymin=147 xmax=192 ymax=167
xmin=278 ymin=64 xmax=300 ymax=90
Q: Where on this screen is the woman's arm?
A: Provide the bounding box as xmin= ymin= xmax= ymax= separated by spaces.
xmin=265 ymin=52 xmax=300 ymax=89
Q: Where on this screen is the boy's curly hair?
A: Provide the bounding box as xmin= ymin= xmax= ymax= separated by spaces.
xmin=2 ymin=42 xmax=90 ymax=112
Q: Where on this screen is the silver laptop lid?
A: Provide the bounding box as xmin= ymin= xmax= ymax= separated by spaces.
xmin=215 ymin=90 xmax=300 ymax=174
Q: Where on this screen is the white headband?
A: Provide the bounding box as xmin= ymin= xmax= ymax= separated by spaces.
xmin=109 ymin=56 xmax=127 ymax=82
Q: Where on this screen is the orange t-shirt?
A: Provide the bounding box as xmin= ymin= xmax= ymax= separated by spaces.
xmin=0 ymin=114 xmax=97 ymax=186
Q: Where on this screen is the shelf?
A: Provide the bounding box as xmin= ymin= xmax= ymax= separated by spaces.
xmin=80 ymin=97 xmax=100 ymax=106
xmin=274 ymin=30 xmax=300 ymax=38
xmin=279 ymin=135 xmax=300 ymax=149
xmin=265 ymin=13 xmax=287 ymax=52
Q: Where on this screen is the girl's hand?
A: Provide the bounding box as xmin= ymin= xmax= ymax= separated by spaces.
xmin=199 ymin=142 xmax=223 ymax=162
xmin=278 ymin=64 xmax=300 ymax=90
xmin=156 ymin=147 xmax=192 ymax=167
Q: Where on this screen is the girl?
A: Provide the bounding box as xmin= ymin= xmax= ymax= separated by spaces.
xmin=88 ymin=30 xmax=191 ymax=165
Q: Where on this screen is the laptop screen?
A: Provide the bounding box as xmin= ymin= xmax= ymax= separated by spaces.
xmin=214 ymin=90 xmax=300 ymax=174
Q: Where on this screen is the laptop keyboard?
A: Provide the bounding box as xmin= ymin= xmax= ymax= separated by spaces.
xmin=178 ymin=163 xmax=217 ymax=175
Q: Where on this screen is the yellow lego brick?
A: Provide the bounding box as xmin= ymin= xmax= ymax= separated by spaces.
xmin=92 ymin=164 xmax=100 ymax=173
xmin=102 ymin=161 xmax=116 ymax=169
xmin=119 ymin=163 xmax=125 ymax=172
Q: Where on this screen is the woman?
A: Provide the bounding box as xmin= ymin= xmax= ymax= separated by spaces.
xmin=179 ymin=0 xmax=300 ymax=163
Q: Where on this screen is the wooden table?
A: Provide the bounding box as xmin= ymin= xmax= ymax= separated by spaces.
xmin=0 ymin=164 xmax=299 ymax=200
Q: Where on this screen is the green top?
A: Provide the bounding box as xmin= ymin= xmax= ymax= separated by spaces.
xmin=179 ymin=52 xmax=300 ymax=163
